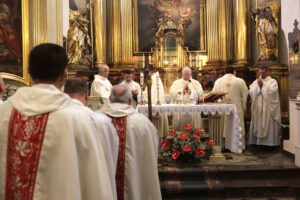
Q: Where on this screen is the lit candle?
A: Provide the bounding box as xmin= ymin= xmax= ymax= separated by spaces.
xmin=140 ymin=73 xmax=144 ymax=85
xmin=142 ymin=54 xmax=145 ymax=68
xmin=148 ymin=54 xmax=152 ymax=64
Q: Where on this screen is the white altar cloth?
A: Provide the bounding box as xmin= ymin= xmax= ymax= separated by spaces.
xmin=137 ymin=104 xmax=243 ymax=153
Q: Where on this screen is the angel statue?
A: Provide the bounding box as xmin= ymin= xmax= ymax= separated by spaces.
xmin=67 ymin=6 xmax=92 ymax=65
xmin=252 ymin=0 xmax=279 ymax=61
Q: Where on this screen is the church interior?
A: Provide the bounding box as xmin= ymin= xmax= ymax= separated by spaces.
xmin=1 ymin=0 xmax=300 ymax=199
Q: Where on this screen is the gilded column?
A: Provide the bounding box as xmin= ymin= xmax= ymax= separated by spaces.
xmin=233 ymin=0 xmax=250 ymax=63
xmin=207 ymin=0 xmax=234 ymax=65
xmin=31 ymin=0 xmax=48 ymax=46
xmin=207 ymin=0 xmax=219 ymax=63
xmin=93 ymin=0 xmax=107 ymax=65
xmin=120 ymin=0 xmax=133 ymax=64
xmin=107 ymin=0 xmax=121 ymax=65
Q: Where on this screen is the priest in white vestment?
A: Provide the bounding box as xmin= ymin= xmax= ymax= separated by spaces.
xmin=100 ymin=85 xmax=162 ymax=200
xmin=212 ymin=67 xmax=248 ymax=148
xmin=249 ymin=66 xmax=281 ymax=146
xmin=90 ymin=64 xmax=112 ymax=103
xmin=64 ymin=78 xmax=119 ymax=200
xmin=139 ymin=71 xmax=169 ymax=138
xmin=120 ymin=69 xmax=141 ymax=108
xmin=0 ymin=75 xmax=5 ymax=103
xmin=0 ymin=44 xmax=114 ymax=200
xmin=170 ymin=67 xmax=203 ymax=131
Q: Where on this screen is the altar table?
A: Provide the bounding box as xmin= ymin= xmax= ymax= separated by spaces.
xmin=137 ymin=104 xmax=243 ymax=153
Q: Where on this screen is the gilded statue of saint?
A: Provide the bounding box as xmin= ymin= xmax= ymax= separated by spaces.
xmin=67 ymin=7 xmax=92 ymax=65
xmin=252 ymin=0 xmax=279 ymax=61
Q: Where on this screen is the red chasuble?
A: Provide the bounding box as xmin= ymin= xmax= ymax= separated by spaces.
xmin=109 ymin=116 xmax=127 ymax=200
xmin=5 ymin=109 xmax=49 ymax=200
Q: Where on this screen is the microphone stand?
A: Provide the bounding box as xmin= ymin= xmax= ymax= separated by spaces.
xmin=189 ymin=79 xmax=201 ymax=104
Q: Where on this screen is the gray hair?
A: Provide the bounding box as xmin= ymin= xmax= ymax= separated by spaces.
xmin=98 ymin=64 xmax=109 ymax=74
xmin=0 ymin=75 xmax=2 ymax=83
xmin=182 ymin=67 xmax=192 ymax=73
xmin=110 ymin=85 xmax=132 ymax=103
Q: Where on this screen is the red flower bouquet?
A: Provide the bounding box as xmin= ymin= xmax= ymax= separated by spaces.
xmin=199 ymin=67 xmax=225 ymax=90
xmin=160 ymin=124 xmax=214 ymax=163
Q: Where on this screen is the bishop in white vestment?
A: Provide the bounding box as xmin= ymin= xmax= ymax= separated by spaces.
xmin=249 ymin=66 xmax=281 ymax=146
xmin=170 ymin=67 xmax=203 ymax=131
xmin=213 ymin=67 xmax=248 ymax=147
xmin=90 ymin=64 xmax=112 ymax=103
xmin=100 ymin=85 xmax=162 ymax=200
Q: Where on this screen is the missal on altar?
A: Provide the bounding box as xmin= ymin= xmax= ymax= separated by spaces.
xmin=199 ymin=91 xmax=227 ymax=103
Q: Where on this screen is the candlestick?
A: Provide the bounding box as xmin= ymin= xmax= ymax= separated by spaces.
xmin=140 ymin=72 xmax=144 ymax=85
xmin=142 ymin=54 xmax=145 ymax=68
xmin=148 ymin=54 xmax=152 ymax=64
xmin=156 ymin=73 xmax=161 ymax=105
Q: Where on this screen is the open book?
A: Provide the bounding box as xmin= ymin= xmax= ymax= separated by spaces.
xmin=199 ymin=91 xmax=227 ymax=103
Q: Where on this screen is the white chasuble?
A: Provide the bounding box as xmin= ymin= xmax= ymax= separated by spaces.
xmin=90 ymin=74 xmax=112 ymax=103
xmin=170 ymin=78 xmax=204 ymax=131
xmin=0 ymin=84 xmax=114 ymax=200
xmin=213 ymin=74 xmax=248 ymax=136
xmin=100 ymin=103 xmax=162 ymax=200
xmin=120 ymin=80 xmax=141 ymax=108
xmin=249 ymin=76 xmax=281 ymax=146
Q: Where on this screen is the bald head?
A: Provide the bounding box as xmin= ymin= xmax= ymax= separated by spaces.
xmin=98 ymin=64 xmax=109 ymax=78
xmin=182 ymin=67 xmax=192 ymax=81
xmin=110 ymin=84 xmax=132 ymax=104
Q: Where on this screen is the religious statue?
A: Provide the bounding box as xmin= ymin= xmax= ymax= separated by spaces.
xmin=252 ymin=0 xmax=279 ymax=61
xmin=67 ymin=6 xmax=92 ymax=65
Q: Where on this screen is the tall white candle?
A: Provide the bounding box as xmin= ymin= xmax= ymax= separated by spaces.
xmin=142 ymin=54 xmax=145 ymax=68
xmin=140 ymin=73 xmax=144 ymax=85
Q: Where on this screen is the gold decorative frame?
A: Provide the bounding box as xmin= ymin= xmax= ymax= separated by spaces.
xmin=132 ymin=0 xmax=207 ymax=55
xmin=0 ymin=0 xmax=30 ymax=85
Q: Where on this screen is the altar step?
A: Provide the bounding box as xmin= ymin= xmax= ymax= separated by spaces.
xmin=159 ymin=163 xmax=300 ymax=199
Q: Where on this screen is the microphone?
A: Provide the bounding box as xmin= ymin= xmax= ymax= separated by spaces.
xmin=189 ymin=79 xmax=201 ymax=104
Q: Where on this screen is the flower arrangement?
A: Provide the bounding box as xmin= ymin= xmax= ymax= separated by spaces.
xmin=160 ymin=124 xmax=215 ymax=164
xmin=199 ymin=67 xmax=225 ymax=90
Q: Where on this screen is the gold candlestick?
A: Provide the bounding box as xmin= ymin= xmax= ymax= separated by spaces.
xmin=156 ymin=73 xmax=161 ymax=105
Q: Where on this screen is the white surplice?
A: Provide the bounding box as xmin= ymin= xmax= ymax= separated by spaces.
xmin=0 ymin=84 xmax=114 ymax=200
xmin=249 ymin=76 xmax=281 ymax=146
xmin=138 ymin=72 xmax=169 ymax=138
xmin=100 ymin=103 xmax=162 ymax=200
xmin=213 ymin=74 xmax=248 ymax=136
xmin=120 ymin=80 xmax=141 ymax=108
xmin=90 ymin=74 xmax=112 ymax=103
xmin=71 ymin=99 xmax=119 ymax=200
xmin=170 ymin=78 xmax=204 ymax=131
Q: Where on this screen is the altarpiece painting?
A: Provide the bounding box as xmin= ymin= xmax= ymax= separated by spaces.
xmin=0 ymin=0 xmax=30 ymax=85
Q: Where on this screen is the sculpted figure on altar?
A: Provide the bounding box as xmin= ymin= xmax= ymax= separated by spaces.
xmin=252 ymin=0 xmax=279 ymax=61
xmin=170 ymin=67 xmax=203 ymax=131
xmin=67 ymin=7 xmax=92 ymax=65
